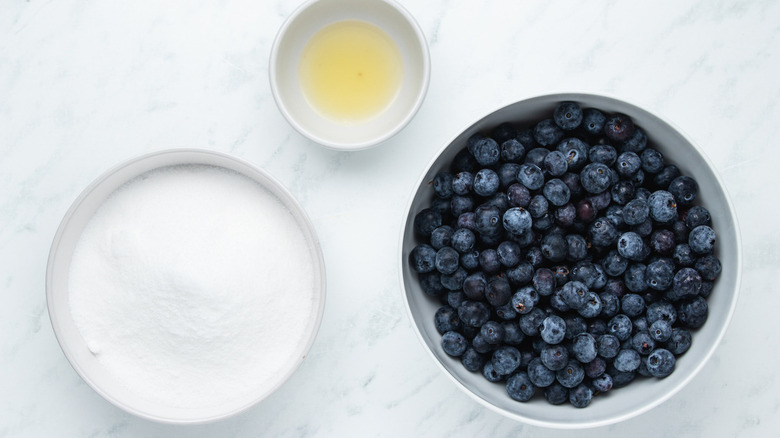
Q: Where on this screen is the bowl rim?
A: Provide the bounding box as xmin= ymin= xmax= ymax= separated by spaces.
xmin=268 ymin=0 xmax=431 ymax=151
xmin=46 ymin=148 xmax=328 ymax=424
xmin=398 ymin=92 xmax=742 ymax=429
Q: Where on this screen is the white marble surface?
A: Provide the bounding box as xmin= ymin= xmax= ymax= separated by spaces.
xmin=1 ymin=0 xmax=779 ymax=436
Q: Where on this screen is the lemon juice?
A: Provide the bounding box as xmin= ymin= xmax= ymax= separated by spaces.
xmin=298 ymin=20 xmax=403 ymax=122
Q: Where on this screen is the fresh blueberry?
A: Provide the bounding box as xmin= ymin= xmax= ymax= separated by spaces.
xmin=677 ymin=296 xmax=708 ymax=328
xmin=486 ymin=277 xmax=512 ymax=307
xmin=648 ymin=190 xmax=678 ymax=223
xmin=432 ymin=172 xmax=454 ymax=199
xmin=430 ymin=226 xmax=454 ymax=250
xmin=584 ymin=357 xmax=607 ymax=379
xmin=589 ymin=144 xmax=617 ymax=166
xmin=511 ymin=286 xmax=539 ymax=315
xmin=554 ymin=101 xmax=583 ymax=130
xmin=597 ymin=334 xmax=621 ymax=359
xmin=588 ymin=217 xmax=619 ymax=247
xmin=441 ymin=267 xmax=467 ymax=291
xmin=611 ymin=180 xmax=635 ymax=205
xmin=419 ymin=271 xmax=444 ymax=297
xmin=541 ymin=233 xmax=568 ymax=263
xmin=502 ymin=207 xmax=532 ymax=235
xmin=557 ymin=360 xmax=585 ymax=389
xmin=566 ymin=234 xmax=588 ymax=261
xmin=614 ymin=349 xmax=641 ymax=372
xmin=518 ymin=307 xmax=547 ymax=337
xmin=532 ymin=268 xmax=556 ymax=296
xmin=461 ymin=348 xmax=487 ymax=372
xmin=502 ymin=321 xmax=525 ymax=345
xmin=650 ymin=229 xmax=676 ymax=255
xmin=527 ymin=357 xmax=556 ymax=387
xmin=645 ymin=258 xmax=675 ymax=290
xmin=410 ymin=244 xmax=436 ymax=273
xmin=572 ymin=332 xmax=597 ymax=363
xmin=607 ymin=314 xmax=633 ymax=341
xmin=582 ymin=108 xmax=607 ymax=135
xmin=668 ymin=175 xmax=698 ymax=206
xmin=524 ymin=147 xmax=551 ymax=168
xmin=441 ymin=331 xmax=468 ymax=356
xmin=451 ymin=172 xmax=474 ymax=195
xmin=617 ymin=231 xmax=645 ymax=261
xmin=649 ymin=319 xmax=672 ymax=343
xmin=689 ymin=225 xmax=716 ymax=254
xmin=506 ymin=183 xmax=531 ymax=208
xmin=569 ymin=384 xmax=593 ymax=408
xmin=695 ymin=254 xmax=722 ymax=281
xmin=414 ymin=208 xmax=442 ymax=237
xmin=475 ymin=204 xmax=502 ymax=236
xmin=492 ymin=346 xmax=523 ymax=375
xmin=517 ymin=163 xmax=545 ymax=191
xmin=534 ymin=118 xmax=564 ymax=146
xmin=450 ymin=195 xmax=475 ymax=217
xmin=666 ymin=327 xmax=692 ymax=355
xmin=557 ymin=138 xmax=590 ymax=171
xmin=624 ymin=263 xmax=648 ymax=293
xmin=434 ymin=305 xmax=461 ymax=334
xmin=542 ymin=178 xmax=571 ymax=206
xmin=668 ymin=267 xmax=702 ymax=301
xmin=473 ymin=168 xmax=500 ymax=197
xmin=621 ymin=293 xmax=646 ymax=318
xmin=640 ymin=148 xmax=665 ymax=174
xmin=602 ymin=250 xmax=628 ymax=277
xmin=599 ymin=292 xmax=620 ymax=318
xmin=482 ymin=361 xmax=504 ymax=382
xmin=653 ymin=164 xmax=681 ymax=189
xmin=457 ymin=211 xmax=476 ymax=231
xmin=458 ymin=301 xmax=491 ymax=328
xmin=434 ymin=247 xmax=460 ymax=275
xmin=544 ymin=383 xmax=569 ymax=405
xmin=462 ymin=272 xmax=487 ymax=300
xmin=501 ymin=138 xmax=526 ymax=163
xmin=560 ymin=281 xmax=589 ymax=310
xmin=630 ymin=331 xmax=655 ymax=355
xmin=646 ymin=348 xmax=675 ymax=378
xmin=451 ymin=228 xmax=476 ymax=254
xmin=470 ymin=136 xmax=501 ymax=166
xmin=492 ymin=122 xmax=517 ymax=144
xmin=685 ymin=205 xmax=711 ymax=229
xmin=646 ymin=300 xmax=677 ymax=325
xmin=622 ymin=198 xmax=649 ymax=226
xmin=620 ymin=127 xmax=647 ymax=153
xmin=543 ymin=150 xmax=569 ymax=176
xmin=616 ymin=152 xmax=642 ymax=179
xmin=480 ymin=320 xmax=506 ymax=345
xmin=580 ymin=163 xmax=612 ymax=194
xmin=604 ymin=113 xmax=635 ymax=142
xmin=505 ymin=261 xmax=534 ymax=286
xmin=592 ymin=373 xmax=613 ymax=394
xmin=578 ymin=292 xmax=603 ymax=319
xmin=540 ymin=315 xmax=567 ymax=345
xmin=506 ymin=372 xmax=536 ymax=402
xmin=541 ymin=344 xmax=569 ymax=371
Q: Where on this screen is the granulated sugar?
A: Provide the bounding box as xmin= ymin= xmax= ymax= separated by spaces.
xmin=68 ymin=164 xmax=318 ymax=410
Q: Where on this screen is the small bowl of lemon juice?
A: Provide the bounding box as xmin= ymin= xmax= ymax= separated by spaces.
xmin=270 ymin=0 xmax=430 ymax=150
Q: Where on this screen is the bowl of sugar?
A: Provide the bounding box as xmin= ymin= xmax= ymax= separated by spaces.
xmin=270 ymin=0 xmax=430 ymax=150
xmin=46 ymin=149 xmax=326 ymax=424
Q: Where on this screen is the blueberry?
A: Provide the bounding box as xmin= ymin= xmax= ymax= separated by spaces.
xmin=473 ymin=168 xmax=500 ymax=197
xmin=604 ymin=113 xmax=635 ymax=142
xmin=541 ymin=233 xmax=568 ymax=263
xmin=502 ymin=207 xmax=532 ymax=235
xmin=645 ymin=258 xmax=675 ymax=290
xmin=650 ymin=229 xmax=676 ymax=255
xmin=519 ymin=307 xmax=547 ymax=337
xmin=494 ymin=302 xmax=518 ymax=321
xmin=430 ymin=226 xmax=454 ymax=250
xmin=602 ymin=250 xmax=628 ymax=277
xmin=592 ymin=374 xmax=614 ymax=394
xmin=648 ymin=190 xmax=678 ymax=223
xmin=572 ymin=332 xmax=597 ymax=363
xmin=611 ymin=180 xmax=635 ymax=205
xmin=434 ymin=305 xmax=461 ymax=334
xmin=614 ymin=349 xmax=641 ymax=372
xmin=653 ymin=164 xmax=681 ymax=189
xmin=616 ymin=152 xmax=642 ymax=179
xmin=569 ymin=384 xmax=593 ymax=408
xmin=430 ymin=197 xmax=451 ymax=218
xmin=511 ymin=286 xmax=539 ymax=315
xmin=649 ymin=319 xmax=672 ymax=343
xmin=501 ymin=138 xmax=526 ymax=163
xmin=434 ymin=247 xmax=460 ymax=275
xmin=622 ymin=199 xmax=649 ymax=227
xmin=517 ymin=163 xmax=545 ymax=191
xmin=685 ymin=205 xmax=711 ymax=229
xmin=452 ymin=147 xmax=478 ymax=173
xmin=458 ymin=301 xmax=491 ymax=328
xmin=630 ymin=331 xmax=655 ymax=355
xmin=432 ymin=172 xmax=454 ymax=199
xmin=492 ymin=346 xmax=523 ymax=375
xmin=668 ymin=267 xmax=702 ymax=301
xmin=441 ymin=267 xmax=467 ymax=291
xmin=450 ymin=195 xmax=475 ymax=217
xmin=597 ymin=334 xmax=621 ymax=359
xmin=640 ymin=148 xmax=665 ymax=174
xmin=534 ymin=118 xmax=564 ymax=146
xmin=525 ymin=246 xmax=544 ymax=268
xmin=461 ymin=348 xmax=487 ymax=372
xmin=580 ymin=163 xmax=612 ymax=194
xmin=617 ymin=231 xmax=645 ymax=261
xmin=645 ymin=348 xmax=675 ymax=378
xmin=621 ymin=294 xmax=646 ymax=318
xmin=462 ymin=272 xmax=487 ymax=300
xmin=672 ymin=219 xmax=690 ymax=242
xmin=475 ymin=204 xmax=502 ymax=236
xmin=527 ymin=194 xmax=549 ymax=219
xmin=525 ymin=147 xmax=551 ymax=168
xmin=695 ymin=254 xmax=722 ymax=281
xmin=689 ymin=225 xmax=716 ymax=254
xmin=678 ymin=296 xmax=709 ymax=328
xmin=540 ymin=315 xmax=567 ymax=345
xmin=471 ymin=136 xmax=501 ymax=166
xmin=544 ymin=383 xmax=569 ymax=405
xmin=668 ymin=175 xmax=698 ymax=206
xmin=482 ymin=361 xmax=504 ymax=382
xmin=419 ymin=271 xmax=444 ymax=297
xmin=624 ymin=263 xmax=648 ymax=293
xmin=532 ymin=268 xmax=556 ymax=296
xmin=502 ymin=321 xmax=525 ymax=345
xmin=541 ymin=344 xmax=569 ymax=371
xmin=506 ymin=183 xmax=531 ymax=208
xmin=452 ymin=172 xmax=474 ymax=195
xmin=578 ymin=292 xmax=603 ymax=319
xmin=486 ymin=277 xmax=512 ymax=307
xmin=414 ymin=208 xmax=442 ymax=237
xmin=589 ymin=144 xmax=617 ymax=166
xmin=480 ymin=321 xmax=506 ymax=345
xmin=492 ymin=122 xmax=517 ymax=144
xmin=542 ymin=178 xmax=571 ymax=206
xmin=526 ymin=357 xmax=555 ymax=388
xmin=666 ymin=327 xmax=692 ymax=355
xmin=566 ymin=234 xmax=588 ymax=261
xmin=646 ymin=300 xmax=677 ymax=325
xmin=496 ymin=163 xmax=521 ymax=189
xmin=620 ymin=127 xmax=647 ymax=153
xmin=506 ymin=372 xmax=536 ymax=402
xmin=582 ymin=108 xmax=607 ymax=135
xmin=584 ymin=357 xmax=607 ymax=379
xmin=457 ymin=211 xmax=477 ymax=231
xmin=607 ymin=314 xmax=633 ymax=341
xmin=506 ymin=261 xmax=534 ymax=286
xmin=543 ymin=150 xmax=569 ymax=176
xmin=560 ymin=280 xmax=589 ymax=310
xmin=554 ymin=101 xmax=583 ymax=130
xmin=599 ymin=292 xmax=620 ymax=318
xmin=556 ymin=360 xmax=585 ymax=389
xmin=410 ymin=244 xmax=436 ymax=273
xmin=441 ymin=331 xmax=468 ymax=356
xmin=588 ymin=217 xmax=619 ymax=247
xmin=451 ymin=228 xmax=476 ymax=254
xmin=557 ymin=138 xmax=590 ymax=171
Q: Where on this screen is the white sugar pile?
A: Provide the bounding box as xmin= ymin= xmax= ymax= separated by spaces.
xmin=68 ymin=164 xmax=318 ymax=409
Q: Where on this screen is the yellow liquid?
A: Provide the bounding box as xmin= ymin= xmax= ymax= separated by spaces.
xmin=298 ymin=20 xmax=403 ymax=122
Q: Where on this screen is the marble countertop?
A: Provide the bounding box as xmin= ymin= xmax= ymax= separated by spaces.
xmin=2 ymin=0 xmax=778 ymax=436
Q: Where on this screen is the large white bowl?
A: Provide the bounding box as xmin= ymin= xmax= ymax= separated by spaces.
xmin=399 ymin=93 xmax=741 ymax=428
xmin=46 ymin=149 xmax=327 ymax=424
xmin=270 ymin=0 xmax=430 ymax=150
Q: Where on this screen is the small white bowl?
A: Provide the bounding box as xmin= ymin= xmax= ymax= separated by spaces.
xmin=400 ymin=93 xmax=741 ymax=428
xmin=46 ymin=149 xmax=327 ymax=424
xmin=270 ymin=0 xmax=430 ymax=150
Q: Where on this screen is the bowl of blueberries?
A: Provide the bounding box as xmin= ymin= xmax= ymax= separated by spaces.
xmin=400 ymin=93 xmax=741 ymax=428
